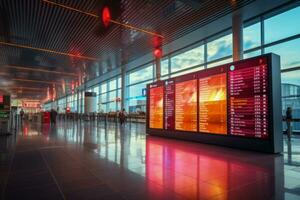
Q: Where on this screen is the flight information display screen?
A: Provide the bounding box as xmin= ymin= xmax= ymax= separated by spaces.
xmin=228 ymin=57 xmax=269 ymax=138
xmin=164 ymin=79 xmax=175 ymax=130
xmin=149 ymin=85 xmax=164 ymax=129
xmin=175 ymin=78 xmax=197 ymax=132
xmin=147 ymin=54 xmax=278 ymax=142
xmin=199 ymin=72 xmax=227 ymax=134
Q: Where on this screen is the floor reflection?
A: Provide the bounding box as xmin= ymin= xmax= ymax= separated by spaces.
xmin=3 ymin=120 xmax=300 ymax=199
xmin=146 ymin=137 xmax=284 ymax=199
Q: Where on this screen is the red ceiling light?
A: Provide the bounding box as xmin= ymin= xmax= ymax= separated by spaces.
xmin=153 ymin=36 xmax=163 ymax=59
xmin=154 ymin=48 xmax=162 ymax=58
xmin=102 ymin=6 xmax=111 ymax=27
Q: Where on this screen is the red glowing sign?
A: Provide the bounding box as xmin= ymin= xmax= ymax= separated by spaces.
xmin=102 ymin=6 xmax=111 ymax=27
xmin=66 ymin=107 xmax=71 ymax=113
xmin=22 ymin=101 xmax=40 ymax=108
xmin=153 ymin=36 xmax=162 ymax=58
xmin=0 ymin=95 xmax=3 ymax=104
xmin=154 ymin=48 xmax=162 ymax=58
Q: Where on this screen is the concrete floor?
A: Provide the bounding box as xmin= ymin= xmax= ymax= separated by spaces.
xmin=0 ymin=120 xmax=300 ymax=200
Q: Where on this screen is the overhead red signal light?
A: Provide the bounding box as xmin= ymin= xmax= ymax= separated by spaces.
xmin=102 ymin=6 xmax=111 ymax=27
xmin=154 ymin=48 xmax=162 ymax=58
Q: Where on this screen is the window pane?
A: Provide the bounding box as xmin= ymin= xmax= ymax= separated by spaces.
xmin=108 ymin=102 xmax=116 ymax=112
xmin=265 ymin=38 xmax=300 ymax=69
xmin=109 ymin=79 xmax=117 ymax=91
xmin=129 ymin=65 xmax=153 ymax=85
xmin=160 ymin=75 xmax=170 ymax=80
xmin=170 ymin=66 xmax=204 ymax=78
xmin=93 ymin=86 xmax=99 ymax=95
xmin=244 ymin=50 xmax=261 ymax=59
xmin=127 ymin=81 xmax=150 ymax=113
xmin=100 ymin=93 xmax=107 ymax=103
xmin=265 ymin=6 xmax=300 ymax=44
xmin=101 ymin=83 xmax=107 ymax=93
xmin=108 ymin=91 xmax=116 ymax=101
xmin=100 ymin=93 xmax=107 ymax=112
xmin=207 ymin=57 xmax=233 ymax=68
xmin=171 ymin=45 xmax=204 ymax=73
xmin=243 ymin=22 xmax=261 ymax=50
xmin=281 ymin=70 xmax=300 ymax=131
xmin=118 ymin=77 xmax=122 ymax=88
xmin=117 ymin=89 xmax=121 ymax=98
xmin=207 ymin=34 xmax=232 ymax=62
xmin=161 ymin=59 xmax=169 ymax=76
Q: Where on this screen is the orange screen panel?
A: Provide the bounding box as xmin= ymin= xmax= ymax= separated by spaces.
xmin=199 ymin=73 xmax=227 ymax=134
xmin=149 ymin=86 xmax=164 ymax=129
xmin=175 ymin=79 xmax=197 ymax=132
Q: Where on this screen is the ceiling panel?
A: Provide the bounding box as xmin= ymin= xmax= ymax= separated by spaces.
xmin=0 ymin=0 xmax=255 ymax=99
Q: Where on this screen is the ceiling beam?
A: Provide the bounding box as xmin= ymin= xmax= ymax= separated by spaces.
xmin=3 ymin=65 xmax=78 ymax=77
xmin=0 ymin=41 xmax=98 ymax=61
xmin=12 ymin=78 xmax=60 ymax=85
xmin=7 ymin=87 xmax=45 ymax=91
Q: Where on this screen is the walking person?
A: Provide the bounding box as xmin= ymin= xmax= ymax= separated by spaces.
xmin=20 ymin=108 xmax=24 ymax=124
xmin=286 ymin=107 xmax=293 ymax=140
xmin=50 ymin=109 xmax=58 ymax=125
xmin=119 ymin=108 xmax=127 ymax=125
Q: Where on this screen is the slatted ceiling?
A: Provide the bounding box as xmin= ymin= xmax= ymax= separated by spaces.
xmin=0 ymin=0 xmax=256 ymax=99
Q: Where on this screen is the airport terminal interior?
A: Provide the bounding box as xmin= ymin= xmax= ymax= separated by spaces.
xmin=0 ymin=0 xmax=300 ymax=199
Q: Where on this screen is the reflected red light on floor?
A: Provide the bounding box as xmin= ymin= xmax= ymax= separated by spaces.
xmin=146 ymin=137 xmax=271 ymax=199
xmin=23 ymin=127 xmax=28 ymax=136
xmin=42 ymin=123 xmax=50 ymax=137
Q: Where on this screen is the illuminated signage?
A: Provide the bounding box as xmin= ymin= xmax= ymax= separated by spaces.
xmin=22 ymin=101 xmax=40 ymax=108
xmin=228 ymin=58 xmax=268 ymax=138
xmin=149 ymin=85 xmax=164 ymax=129
xmin=175 ymin=78 xmax=197 ymax=132
xmin=199 ymin=72 xmax=227 ymax=134
xmin=146 ymin=54 xmax=282 ymax=153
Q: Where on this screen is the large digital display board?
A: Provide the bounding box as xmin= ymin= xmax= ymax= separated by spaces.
xmin=149 ymin=83 xmax=164 ymax=129
xmin=164 ymin=79 xmax=175 ymax=130
xmin=147 ymin=54 xmax=282 ymax=153
xmin=228 ymin=57 xmax=268 ymax=138
xmin=199 ymin=72 xmax=227 ymax=134
xmin=175 ymin=78 xmax=197 ymax=132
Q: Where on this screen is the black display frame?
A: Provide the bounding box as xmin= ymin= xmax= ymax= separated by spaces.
xmin=146 ymin=53 xmax=282 ymax=153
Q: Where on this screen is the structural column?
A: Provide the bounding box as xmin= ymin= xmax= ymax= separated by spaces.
xmin=155 ymin=58 xmax=161 ymax=81
xmin=121 ymin=65 xmax=126 ymax=110
xmin=76 ymin=89 xmax=80 ymax=113
xmin=232 ymin=12 xmax=243 ymax=61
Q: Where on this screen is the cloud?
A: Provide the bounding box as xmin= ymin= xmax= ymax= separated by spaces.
xmin=207 ymin=34 xmax=232 ymax=61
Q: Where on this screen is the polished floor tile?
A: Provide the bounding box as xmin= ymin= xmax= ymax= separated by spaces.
xmin=0 ymin=120 xmax=300 ymax=199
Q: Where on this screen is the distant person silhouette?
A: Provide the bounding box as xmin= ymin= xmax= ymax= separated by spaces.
xmin=20 ymin=108 xmax=24 ymax=124
xmin=119 ymin=108 xmax=127 ymax=125
xmin=286 ymin=107 xmax=293 ymax=140
xmin=50 ymin=109 xmax=58 ymax=125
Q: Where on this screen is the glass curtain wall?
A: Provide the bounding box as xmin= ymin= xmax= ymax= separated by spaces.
xmin=243 ymin=5 xmax=300 ymax=131
xmin=126 ymin=64 xmax=154 ymax=113
xmin=97 ymin=76 xmax=121 ymax=113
